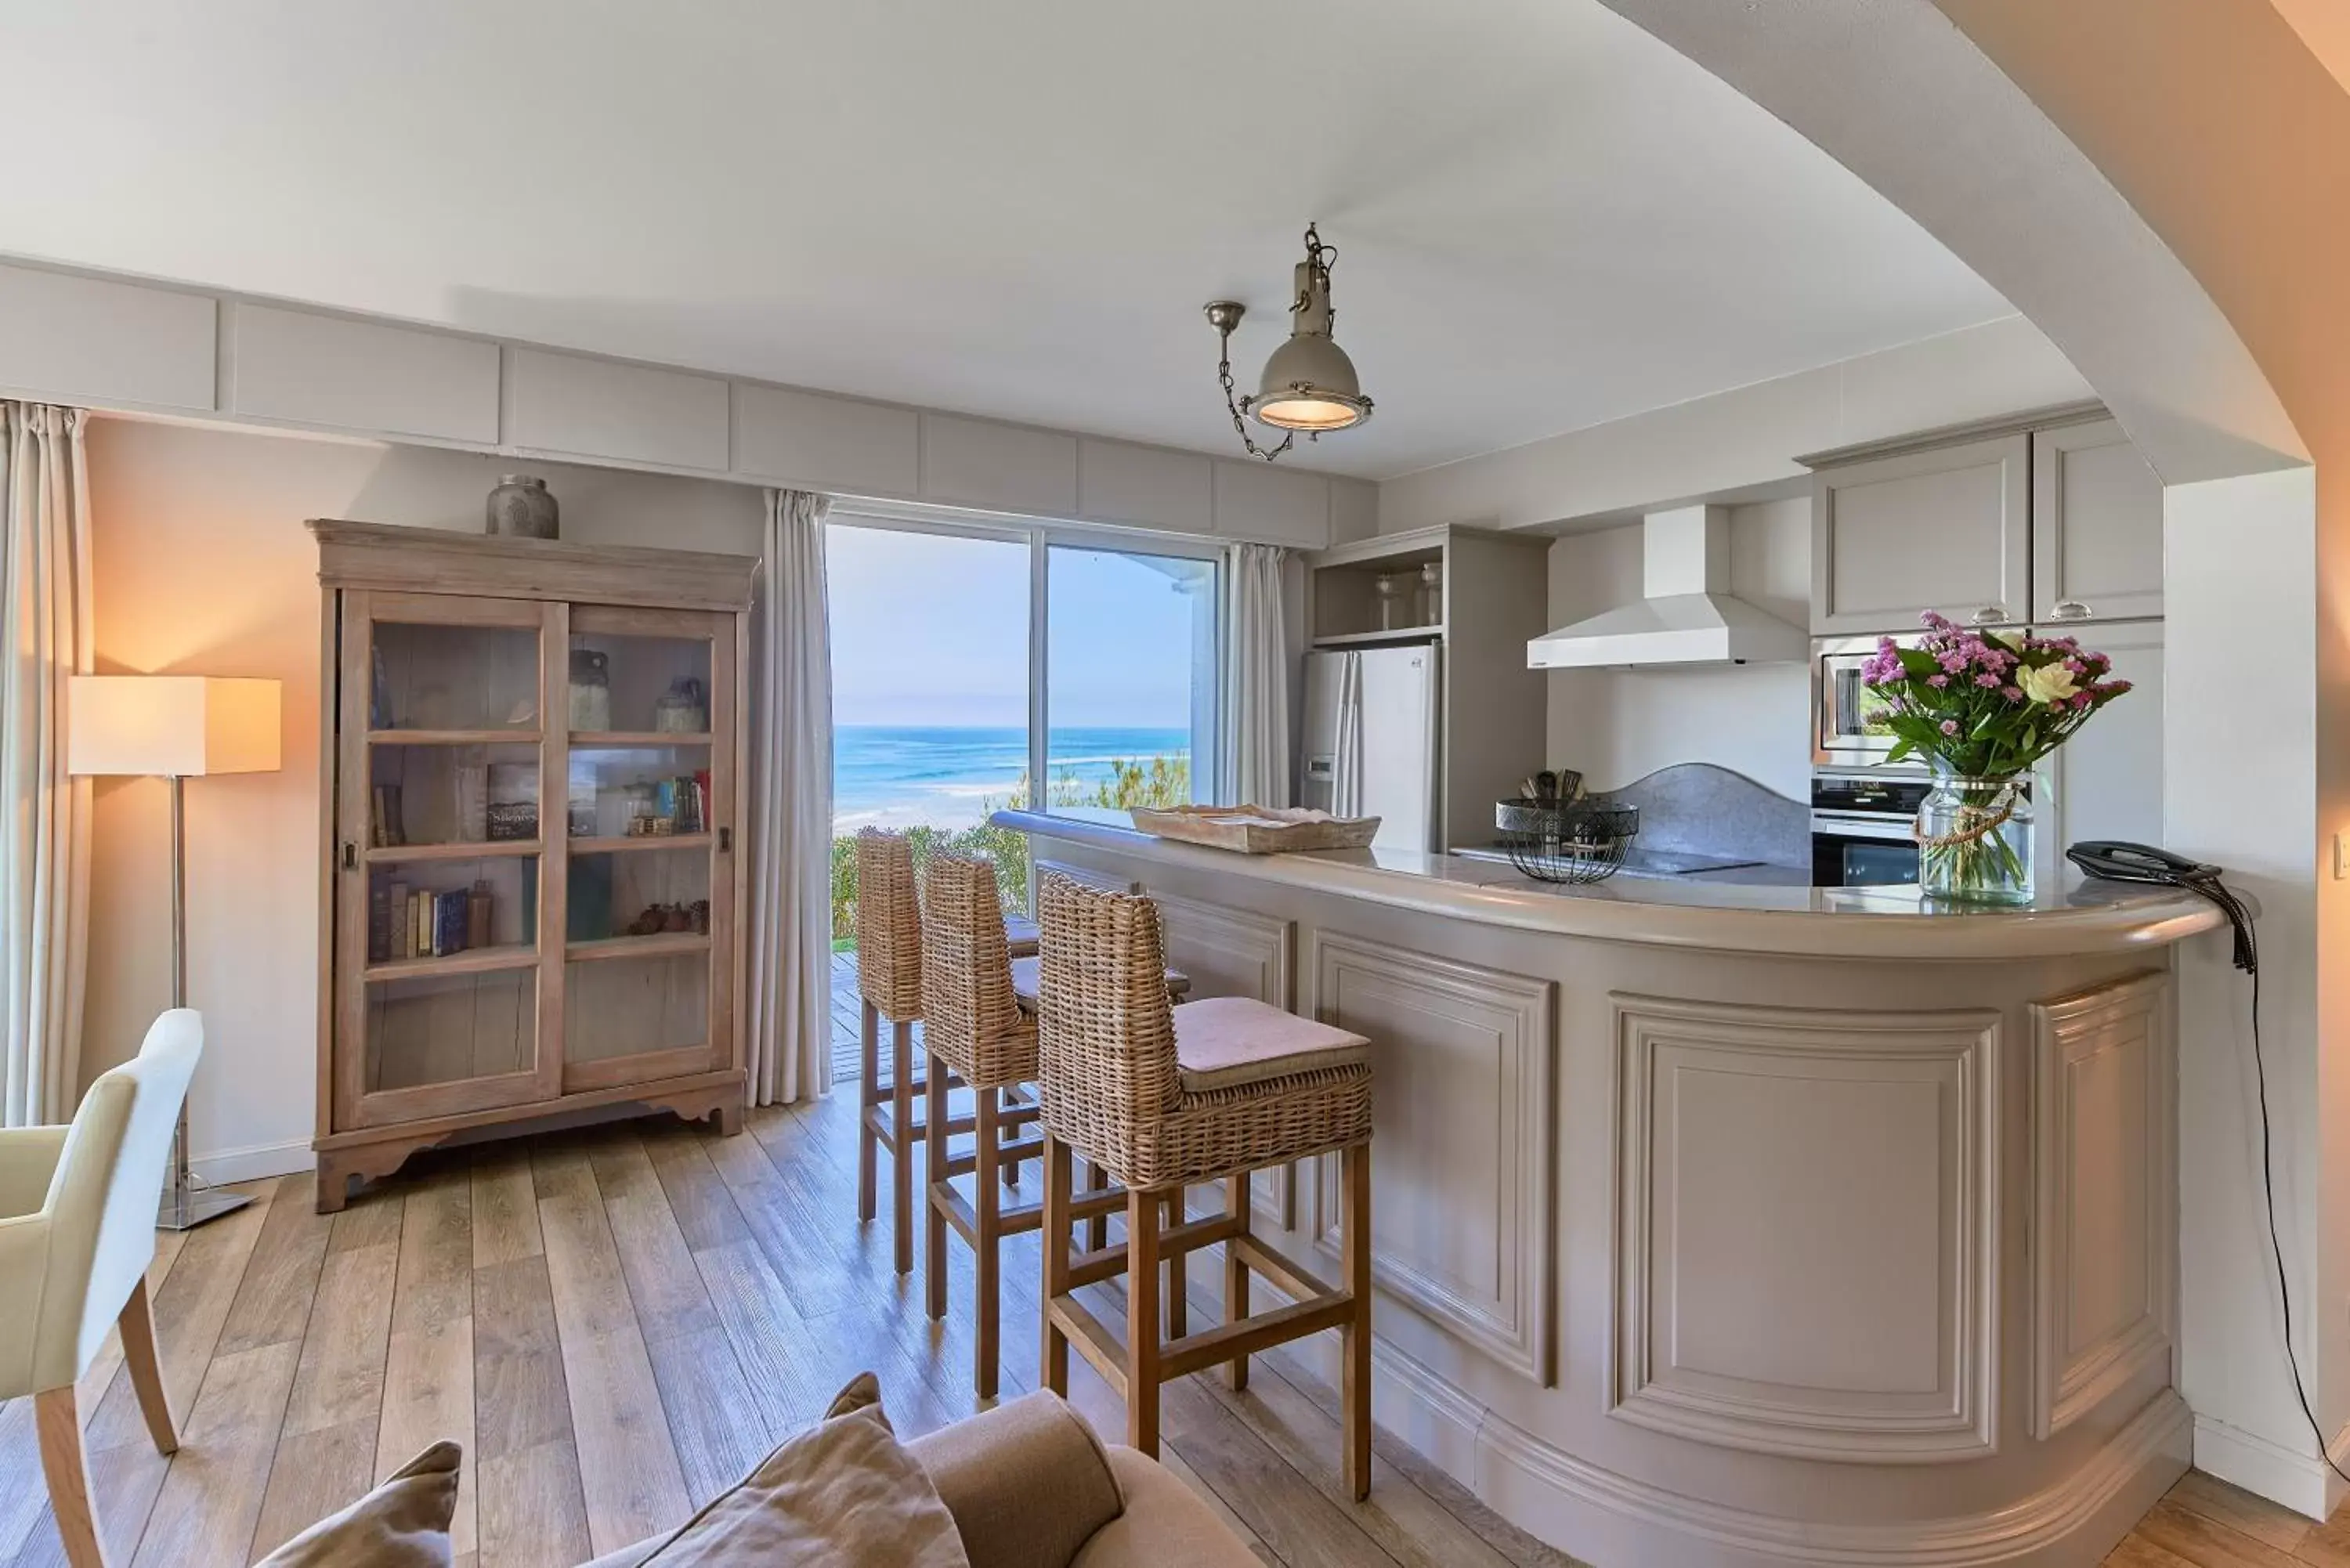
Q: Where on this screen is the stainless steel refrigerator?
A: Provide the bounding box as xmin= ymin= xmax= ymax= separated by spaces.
xmin=1300 ymin=643 xmax=1442 ymax=852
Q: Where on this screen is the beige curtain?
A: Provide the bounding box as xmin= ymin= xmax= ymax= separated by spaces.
xmin=1 ymin=403 xmax=95 ymax=1126
xmin=746 ymin=489 xmax=834 ymax=1105
xmin=1222 ymin=543 xmax=1292 ymax=806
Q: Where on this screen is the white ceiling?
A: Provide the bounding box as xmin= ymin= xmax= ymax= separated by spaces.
xmin=0 ymin=1 xmax=2016 ymax=479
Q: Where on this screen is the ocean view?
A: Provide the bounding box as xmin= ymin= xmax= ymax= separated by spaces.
xmin=834 ymin=724 xmax=1191 ymax=830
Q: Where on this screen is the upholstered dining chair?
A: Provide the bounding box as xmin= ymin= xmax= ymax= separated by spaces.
xmin=1 ymin=1009 xmax=204 ymax=1568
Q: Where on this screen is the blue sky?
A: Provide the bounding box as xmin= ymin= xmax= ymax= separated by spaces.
xmin=827 ymin=524 xmax=1211 ymax=729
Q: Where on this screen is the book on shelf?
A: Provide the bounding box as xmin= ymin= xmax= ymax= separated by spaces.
xmin=466 ymin=881 xmax=493 ymax=949
xmin=370 ymin=784 xmax=405 ymax=848
xmin=368 ymin=881 xmax=392 ymax=964
xmin=386 ymin=879 xmax=411 ymax=961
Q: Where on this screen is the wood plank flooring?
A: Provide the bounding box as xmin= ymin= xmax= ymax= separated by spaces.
xmin=0 ymin=1082 xmax=2325 ymax=1568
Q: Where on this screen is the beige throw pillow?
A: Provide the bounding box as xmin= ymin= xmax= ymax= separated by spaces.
xmin=252 ymin=1440 xmax=460 ymax=1567
xmin=633 ymin=1372 xmax=969 ymax=1567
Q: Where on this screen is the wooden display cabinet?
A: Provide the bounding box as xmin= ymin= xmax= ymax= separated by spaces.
xmin=309 ymin=520 xmax=756 ymax=1211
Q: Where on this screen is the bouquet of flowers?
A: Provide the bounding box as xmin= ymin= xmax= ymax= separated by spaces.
xmin=1861 ymin=612 xmax=2132 ymax=774
xmin=1860 ymin=612 xmax=2133 ymax=901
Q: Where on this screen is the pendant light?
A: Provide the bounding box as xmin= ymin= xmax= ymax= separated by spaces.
xmin=1206 ymin=222 xmax=1374 ymax=462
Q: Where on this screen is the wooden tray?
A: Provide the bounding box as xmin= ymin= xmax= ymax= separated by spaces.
xmin=1128 ymin=805 xmax=1382 ymax=854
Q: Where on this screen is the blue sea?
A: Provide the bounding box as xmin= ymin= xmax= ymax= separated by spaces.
xmin=833 ymin=725 xmax=1191 ymax=831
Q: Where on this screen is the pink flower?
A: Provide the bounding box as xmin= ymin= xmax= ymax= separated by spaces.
xmin=1920 ymin=611 xmax=1954 ymax=632
xmin=1939 ymin=719 xmax=1960 ymax=736
xmin=1926 ymin=674 xmax=1949 ymax=688
xmin=2092 ymin=679 xmax=2133 ymax=698
xmin=2063 ymin=657 xmax=2086 ymax=674
xmin=1974 ymin=672 xmax=2001 ymax=688
xmin=2002 ymin=685 xmax=2023 ymax=702
xmin=2070 ymin=692 xmax=2092 ymax=710
xmin=1939 ymin=652 xmax=1969 ymax=674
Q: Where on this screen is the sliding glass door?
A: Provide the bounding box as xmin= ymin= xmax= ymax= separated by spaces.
xmin=1042 ymin=544 xmax=1218 ymax=811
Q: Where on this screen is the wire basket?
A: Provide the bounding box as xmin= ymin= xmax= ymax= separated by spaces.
xmin=1495 ymin=798 xmax=1640 ymax=883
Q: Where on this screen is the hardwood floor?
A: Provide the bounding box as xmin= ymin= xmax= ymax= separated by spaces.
xmin=0 ymin=1080 xmax=2322 ymax=1568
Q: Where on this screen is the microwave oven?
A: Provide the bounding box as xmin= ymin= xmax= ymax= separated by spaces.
xmin=1812 ymin=634 xmax=1925 ymax=774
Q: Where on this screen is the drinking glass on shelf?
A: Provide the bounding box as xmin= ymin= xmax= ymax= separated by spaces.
xmin=1419 ymin=562 xmax=1443 ymax=626
xmin=1374 ymin=573 xmax=1404 ymax=630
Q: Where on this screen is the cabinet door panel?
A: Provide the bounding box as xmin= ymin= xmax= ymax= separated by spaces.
xmin=1812 ymin=434 xmax=2029 ymax=634
xmin=337 ymin=591 xmax=564 ymax=1129
xmin=2032 ymin=419 xmax=2164 ymax=623
xmin=561 ymin=605 xmax=736 ymax=1089
xmin=2037 ymin=620 xmax=2163 ymax=886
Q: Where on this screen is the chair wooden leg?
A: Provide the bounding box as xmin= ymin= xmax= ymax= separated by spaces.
xmin=34 ymin=1386 xmax=109 ymax=1568
xmin=857 ymin=999 xmax=880 ymax=1224
xmin=1165 ymin=1187 xmax=1188 ymax=1342
xmin=1083 ymin=1158 xmax=1111 ymax=1253
xmin=924 ymin=1053 xmax=951 ymax=1320
xmin=1341 ymin=1141 xmax=1372 ymax=1501
xmin=974 ymin=1086 xmax=1003 ymax=1401
xmin=118 ymin=1275 xmax=179 ymax=1454
xmin=1042 ymin=1134 xmax=1072 ymax=1396
xmin=1224 ymin=1173 xmax=1251 ymax=1391
xmin=892 ymin=1019 xmax=917 ymax=1275
xmin=1126 ymin=1187 xmax=1162 ymax=1459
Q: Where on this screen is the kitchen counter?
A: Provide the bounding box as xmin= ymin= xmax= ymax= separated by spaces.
xmin=992 ymin=807 xmax=2225 ymax=959
xmin=993 ymin=804 xmax=2209 ymax=1568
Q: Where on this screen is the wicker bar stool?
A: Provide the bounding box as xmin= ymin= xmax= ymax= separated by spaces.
xmin=916 ymin=853 xmax=1106 ymax=1399
xmin=852 ymin=829 xmax=1039 ymax=1274
xmin=1032 ymin=873 xmax=1376 ymax=1497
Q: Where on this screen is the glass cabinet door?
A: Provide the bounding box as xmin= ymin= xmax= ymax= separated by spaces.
xmin=562 ymin=605 xmax=735 ymax=1091
xmin=335 ymin=591 xmax=563 ymax=1127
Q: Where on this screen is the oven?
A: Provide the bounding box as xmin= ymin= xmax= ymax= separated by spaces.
xmin=1812 ymin=634 xmax=1925 ymax=773
xmin=1810 ymin=774 xmax=1931 ymax=888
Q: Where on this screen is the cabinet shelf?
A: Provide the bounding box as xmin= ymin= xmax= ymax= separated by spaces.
xmin=566 ymin=931 xmax=714 ymax=964
xmin=570 ymin=730 xmax=713 ymax=748
xmin=569 ymin=833 xmax=714 ymax=855
xmin=368 ymin=728 xmax=541 ymax=746
xmin=1311 ymin=625 xmax=1444 ymax=649
xmin=364 ymin=943 xmax=540 ymax=983
xmin=366 ymin=840 xmax=540 ymax=864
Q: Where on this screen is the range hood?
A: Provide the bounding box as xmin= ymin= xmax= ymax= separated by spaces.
xmin=1528 ymin=505 xmax=1806 ymax=670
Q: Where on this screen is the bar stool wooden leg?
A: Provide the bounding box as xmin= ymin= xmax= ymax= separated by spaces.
xmin=1341 ymin=1140 xmax=1373 ymax=1501
xmin=924 ymin=1052 xmax=951 ymax=1319
xmin=1126 ymin=1187 xmax=1162 ymax=1459
xmin=1084 ymin=1158 xmax=1111 ymax=1253
xmin=1042 ymin=1134 xmax=1072 ymax=1396
xmin=892 ymin=1018 xmax=916 ymax=1275
xmin=857 ymin=999 xmax=880 ymax=1224
xmin=1224 ymin=1173 xmax=1251 ymax=1391
xmin=974 ymin=1086 xmax=1003 ymax=1400
xmin=1165 ymin=1187 xmax=1188 ymax=1341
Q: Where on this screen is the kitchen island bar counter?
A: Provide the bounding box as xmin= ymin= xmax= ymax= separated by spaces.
xmin=995 ymin=804 xmax=2219 ymax=1568
xmin=991 ymin=807 xmax=2224 ymax=958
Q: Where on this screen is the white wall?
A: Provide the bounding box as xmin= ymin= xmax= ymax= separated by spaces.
xmin=1381 ymin=315 xmax=2090 ymax=534
xmin=80 ymin=416 xmax=762 ymax=1181
xmin=1542 ymin=497 xmax=1811 ymax=800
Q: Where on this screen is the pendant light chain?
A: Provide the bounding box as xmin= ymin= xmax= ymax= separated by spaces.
xmin=1217 ymin=327 xmax=1295 ymax=463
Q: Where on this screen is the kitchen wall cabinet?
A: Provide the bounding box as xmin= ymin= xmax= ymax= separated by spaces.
xmin=0 ymin=259 xmax=217 ymax=413
xmin=733 ymin=382 xmax=919 ymax=496
xmin=2035 ymin=619 xmax=2163 ymax=885
xmin=1810 ymin=432 xmax=2030 ymax=635
xmin=2031 ymin=417 xmax=2164 ymax=623
xmin=1078 ymin=437 xmax=1213 ymax=534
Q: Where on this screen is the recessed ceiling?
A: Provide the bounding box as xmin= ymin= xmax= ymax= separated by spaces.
xmin=0 ymin=1 xmax=2016 ymax=479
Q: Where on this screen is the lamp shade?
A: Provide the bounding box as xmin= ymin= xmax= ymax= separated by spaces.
xmin=69 ymin=676 xmax=282 ymax=778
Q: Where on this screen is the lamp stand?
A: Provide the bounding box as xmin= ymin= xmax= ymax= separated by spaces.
xmin=158 ymin=773 xmax=250 ymax=1231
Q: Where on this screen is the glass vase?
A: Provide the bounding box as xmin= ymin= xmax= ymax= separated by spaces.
xmin=1915 ymin=770 xmax=2034 ymax=905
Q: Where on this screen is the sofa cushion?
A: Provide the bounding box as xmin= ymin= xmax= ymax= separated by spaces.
xmin=621 ymin=1372 xmax=968 ymax=1566
xmin=1072 ymin=1448 xmax=1264 ymax=1567
xmin=251 ymin=1440 xmax=461 ymax=1567
xmin=1172 ymin=995 xmax=1370 ymax=1093
xmin=906 ymin=1390 xmax=1124 ymax=1568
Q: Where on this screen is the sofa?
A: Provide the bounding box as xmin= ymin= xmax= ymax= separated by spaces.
xmin=256 ymin=1376 xmax=1259 ymax=1568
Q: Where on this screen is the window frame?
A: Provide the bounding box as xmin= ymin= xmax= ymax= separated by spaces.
xmin=827 ymin=501 xmax=1226 ymax=829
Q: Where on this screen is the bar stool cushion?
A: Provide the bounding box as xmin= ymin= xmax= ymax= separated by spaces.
xmin=1010 ymin=956 xmax=1189 ymax=1012
xmin=1170 ymin=997 xmax=1369 ymax=1094
xmin=1003 ymin=912 xmax=1040 ymax=958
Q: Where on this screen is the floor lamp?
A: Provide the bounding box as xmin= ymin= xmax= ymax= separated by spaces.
xmin=69 ymin=674 xmax=282 ymax=1230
